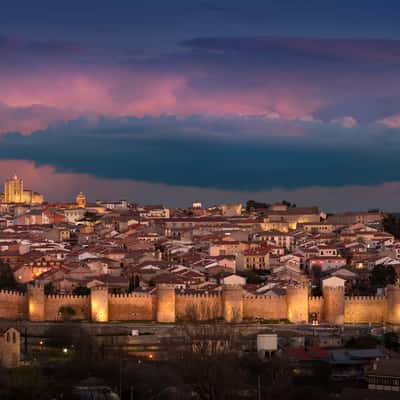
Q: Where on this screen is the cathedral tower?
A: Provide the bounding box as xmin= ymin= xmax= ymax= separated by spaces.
xmin=76 ymin=192 xmax=87 ymax=208
xmin=4 ymin=174 xmax=23 ymax=203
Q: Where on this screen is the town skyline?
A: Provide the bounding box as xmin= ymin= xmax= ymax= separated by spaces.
xmin=2 ymin=163 xmax=400 ymax=212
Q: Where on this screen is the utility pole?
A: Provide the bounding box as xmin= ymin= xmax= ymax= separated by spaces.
xmin=257 ymin=375 xmax=261 ymax=400
xmin=24 ymin=326 xmax=28 ymax=355
xmin=130 ymin=385 xmax=134 ymax=400
xmin=119 ymin=357 xmax=123 ymax=400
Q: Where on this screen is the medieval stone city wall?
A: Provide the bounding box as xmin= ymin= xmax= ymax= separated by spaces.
xmin=109 ymin=293 xmax=155 ymax=321
xmin=0 ymin=290 xmax=27 ymax=320
xmin=344 ymin=296 xmax=387 ymax=323
xmin=323 ymin=286 xmax=345 ymax=325
xmin=242 ymin=295 xmax=287 ymax=320
xmin=45 ymin=294 xmax=90 ymax=321
xmin=386 ymin=285 xmax=400 ymax=324
xmin=175 ymin=292 xmax=223 ymax=321
xmin=1 ymin=284 xmax=400 ymax=325
xmin=308 ymin=296 xmax=324 ymax=321
xmin=287 ymin=286 xmax=309 ymax=323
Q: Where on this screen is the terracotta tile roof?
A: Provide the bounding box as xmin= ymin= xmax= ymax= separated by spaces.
xmin=287 ymin=347 xmax=329 ymax=361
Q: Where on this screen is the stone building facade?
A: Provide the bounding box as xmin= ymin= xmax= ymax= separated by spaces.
xmin=1 ymin=174 xmax=44 ymax=204
xmin=0 ymin=327 xmax=20 ymax=368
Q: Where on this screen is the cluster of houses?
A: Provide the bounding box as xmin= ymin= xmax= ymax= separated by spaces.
xmin=0 ymin=198 xmax=396 ymax=299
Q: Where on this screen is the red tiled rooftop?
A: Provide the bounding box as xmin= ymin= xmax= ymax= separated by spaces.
xmin=287 ymin=347 xmax=329 ymax=361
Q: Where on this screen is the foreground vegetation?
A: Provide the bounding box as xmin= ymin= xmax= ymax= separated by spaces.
xmin=0 ymin=326 xmax=335 ymax=400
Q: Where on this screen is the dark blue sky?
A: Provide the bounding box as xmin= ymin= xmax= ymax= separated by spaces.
xmin=1 ymin=1 xmax=400 ymax=207
xmin=3 ymin=1 xmax=400 ymax=47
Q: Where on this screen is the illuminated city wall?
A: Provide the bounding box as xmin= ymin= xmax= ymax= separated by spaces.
xmin=175 ymin=292 xmax=223 ymax=321
xmin=45 ymin=294 xmax=90 ymax=321
xmin=308 ymin=296 xmax=324 ymax=321
xmin=222 ymin=285 xmax=243 ymax=322
xmin=344 ymin=296 xmax=386 ymax=323
xmin=323 ymin=286 xmax=345 ymax=325
xmin=287 ymin=286 xmax=309 ymax=323
xmin=90 ymin=286 xmax=109 ymax=322
xmin=0 ymin=290 xmax=27 ymax=319
xmin=0 ymin=284 xmax=400 ymax=324
xmin=243 ymin=295 xmax=287 ymax=320
xmin=109 ymin=293 xmax=155 ymax=321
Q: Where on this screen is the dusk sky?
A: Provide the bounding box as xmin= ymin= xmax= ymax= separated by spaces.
xmin=2 ymin=1 xmax=400 ymax=210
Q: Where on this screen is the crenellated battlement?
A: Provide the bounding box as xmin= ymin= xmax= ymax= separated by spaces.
xmin=176 ymin=292 xmax=222 ymax=299
xmin=309 ymin=296 xmax=323 ymax=302
xmin=345 ymin=296 xmax=386 ymax=302
xmin=244 ymin=295 xmax=286 ymax=300
xmin=110 ymin=292 xmax=153 ymax=299
xmin=0 ymin=289 xmax=26 ymax=297
xmin=46 ymin=294 xmax=90 ymax=300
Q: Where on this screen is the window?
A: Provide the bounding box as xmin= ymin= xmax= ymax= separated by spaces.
xmin=6 ymin=332 xmax=10 ymax=342
xmin=12 ymin=332 xmax=16 ymax=343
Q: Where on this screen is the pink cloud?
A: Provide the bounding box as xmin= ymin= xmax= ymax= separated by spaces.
xmin=0 ymin=61 xmax=325 ymax=134
xmin=1 ymin=35 xmax=399 ymax=135
xmin=378 ymin=114 xmax=400 ymax=128
xmin=330 ymin=116 xmax=358 ymax=128
xmin=175 ymin=86 xmax=324 ymax=120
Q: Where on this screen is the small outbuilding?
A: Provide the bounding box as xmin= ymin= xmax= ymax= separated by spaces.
xmin=0 ymin=327 xmax=20 ymax=368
